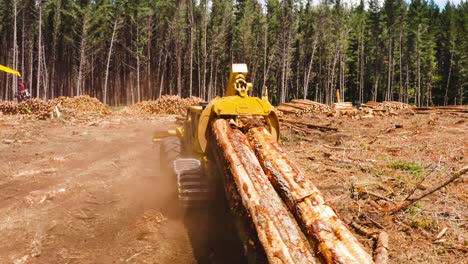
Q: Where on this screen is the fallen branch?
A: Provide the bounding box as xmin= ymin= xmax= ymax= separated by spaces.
xmin=373 ymin=231 xmax=389 ymax=264
xmin=126 ymin=250 xmax=145 ymax=262
xmin=390 ymin=166 xmax=468 ymax=214
xmin=402 ymin=166 xmax=435 ymax=202
xmin=344 ymin=217 xmax=378 ymax=237
xmin=323 ymin=144 xmax=359 ymax=151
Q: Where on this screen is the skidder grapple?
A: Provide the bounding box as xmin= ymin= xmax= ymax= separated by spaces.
xmin=156 ymin=64 xmax=374 ymax=264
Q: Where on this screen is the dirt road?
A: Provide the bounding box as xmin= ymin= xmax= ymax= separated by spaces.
xmin=0 ymin=115 xmax=243 ymax=264
xmin=0 ymin=110 xmax=466 ymax=264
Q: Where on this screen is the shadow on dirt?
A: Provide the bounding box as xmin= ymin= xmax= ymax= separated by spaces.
xmin=182 ymin=203 xmax=247 ymax=264
xmin=154 ymin=168 xmax=246 ymax=264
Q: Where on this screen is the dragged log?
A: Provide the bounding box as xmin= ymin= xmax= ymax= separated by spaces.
xmin=247 ymin=126 xmax=374 ymax=264
xmin=210 ymin=119 xmax=319 ymax=264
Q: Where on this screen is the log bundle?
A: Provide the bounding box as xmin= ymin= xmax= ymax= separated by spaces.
xmin=276 ymin=100 xmax=332 ymax=116
xmin=276 ymin=100 xmax=419 ymax=118
xmin=359 ymin=101 xmax=413 ymax=116
xmin=123 ymin=95 xmax=203 ymax=115
xmin=211 ymin=119 xmax=319 ymax=264
xmin=413 ymin=105 xmax=468 ymax=114
xmin=210 ymin=119 xmax=374 ymax=263
xmin=247 ymin=126 xmax=374 ymax=264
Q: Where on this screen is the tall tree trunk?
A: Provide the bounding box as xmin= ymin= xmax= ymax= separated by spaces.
xmin=303 ymin=34 xmax=318 ymax=100
xmin=189 ymin=0 xmax=194 ymax=97
xmin=50 ymin=0 xmax=62 ymax=99
xmin=146 ymin=17 xmax=152 ymax=100
xmin=28 ymin=32 xmax=33 ymax=98
xmin=398 ymin=30 xmax=403 ymax=102
xmin=21 ymin=8 xmax=25 ymax=79
xmin=76 ymin=7 xmax=90 ymax=97
xmin=444 ymin=51 xmax=453 ymax=106
xmin=386 ymin=36 xmax=393 ymax=101
xmin=359 ymin=28 xmax=365 ymax=103
xmin=136 ymin=26 xmax=141 ymax=103
xmin=12 ymin=0 xmax=18 ymax=99
xmin=104 ymin=17 xmax=118 ymax=105
xmin=416 ymin=26 xmax=421 ymax=106
xmin=41 ymin=44 xmax=48 ymax=99
xmin=201 ymin=0 xmax=208 ymax=100
xmin=36 ymin=1 xmax=43 ymax=98
xmin=405 ymin=64 xmax=409 ymax=103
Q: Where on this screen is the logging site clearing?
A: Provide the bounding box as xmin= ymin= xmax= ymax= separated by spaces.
xmin=0 ymin=96 xmax=466 ymax=264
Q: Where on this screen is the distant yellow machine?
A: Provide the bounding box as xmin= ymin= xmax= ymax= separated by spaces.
xmin=0 ymin=64 xmax=21 ymax=77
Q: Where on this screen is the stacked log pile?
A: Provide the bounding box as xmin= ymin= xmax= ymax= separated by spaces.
xmin=413 ymin=105 xmax=468 ymax=114
xmin=359 ymin=101 xmax=413 ymax=116
xmin=123 ymin=95 xmax=203 ymax=115
xmin=277 ymin=100 xmax=418 ymax=118
xmin=276 ymin=99 xmax=332 ymax=116
xmin=0 ymin=99 xmax=54 ymax=119
xmin=0 ymin=96 xmax=110 ymax=119
xmin=50 ymin=96 xmax=110 ymax=116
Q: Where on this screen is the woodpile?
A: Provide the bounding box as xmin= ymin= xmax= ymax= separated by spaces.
xmin=413 ymin=105 xmax=468 ymax=115
xmin=0 ymin=99 xmax=54 ymax=119
xmin=123 ymin=95 xmax=203 ymax=115
xmin=276 ymin=99 xmax=332 ymax=116
xmin=359 ymin=101 xmax=413 ymax=116
xmin=276 ymin=100 xmax=419 ymax=118
xmin=0 ymin=95 xmax=110 ymax=119
xmin=49 ymin=96 xmax=110 ymax=116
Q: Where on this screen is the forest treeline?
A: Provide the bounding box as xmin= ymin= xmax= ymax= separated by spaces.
xmin=0 ymin=0 xmax=466 ymax=106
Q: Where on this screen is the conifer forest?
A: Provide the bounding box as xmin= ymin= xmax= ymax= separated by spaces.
xmin=0 ymin=0 xmax=466 ymax=106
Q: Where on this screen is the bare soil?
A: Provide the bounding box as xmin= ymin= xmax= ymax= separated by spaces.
xmin=0 ymin=110 xmax=466 ymax=263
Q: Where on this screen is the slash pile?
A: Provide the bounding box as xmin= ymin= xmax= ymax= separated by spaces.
xmin=123 ymin=95 xmax=203 ymax=115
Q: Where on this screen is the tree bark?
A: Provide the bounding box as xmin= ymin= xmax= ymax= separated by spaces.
xmin=210 ymin=119 xmax=318 ymax=264
xmin=386 ymin=36 xmax=393 ymax=102
xmin=13 ymin=0 xmax=18 ymax=99
xmin=36 ymin=1 xmax=43 ymax=98
xmin=247 ymin=126 xmax=374 ymax=264
xmin=444 ymin=52 xmax=453 ymax=106
xmin=104 ymin=17 xmax=118 ymax=105
xmin=304 ymin=34 xmax=318 ymax=100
